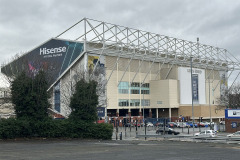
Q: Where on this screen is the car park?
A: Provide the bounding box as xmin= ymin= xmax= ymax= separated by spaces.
xmin=227 ymin=131 xmax=240 ymax=137
xmin=194 ymin=130 xmax=216 ymax=137
xmin=156 ymin=127 xmax=180 ymax=135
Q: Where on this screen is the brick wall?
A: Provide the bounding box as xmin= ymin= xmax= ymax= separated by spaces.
xmin=225 ymin=119 xmax=240 ymax=133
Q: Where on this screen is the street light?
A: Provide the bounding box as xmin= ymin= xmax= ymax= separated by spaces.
xmin=191 ymin=56 xmax=194 ymax=136
xmin=209 ymin=77 xmax=213 ymax=129
xmin=141 ymin=83 xmax=146 ymax=140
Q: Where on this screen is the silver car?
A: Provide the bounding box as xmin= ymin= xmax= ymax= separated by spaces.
xmin=194 ymin=130 xmax=216 ymax=137
xmin=227 ymin=131 xmax=240 ymax=137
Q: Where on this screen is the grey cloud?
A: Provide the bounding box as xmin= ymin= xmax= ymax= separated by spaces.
xmin=1 ymin=0 xmax=240 ymax=65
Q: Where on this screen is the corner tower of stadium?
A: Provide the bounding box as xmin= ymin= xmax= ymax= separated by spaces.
xmin=1 ymin=18 xmax=239 ymax=122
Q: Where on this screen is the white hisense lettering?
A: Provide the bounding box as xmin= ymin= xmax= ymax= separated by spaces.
xmin=39 ymin=46 xmax=67 ymax=55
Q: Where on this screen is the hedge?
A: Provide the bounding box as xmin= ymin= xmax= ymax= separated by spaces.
xmin=0 ymin=118 xmax=113 ymax=140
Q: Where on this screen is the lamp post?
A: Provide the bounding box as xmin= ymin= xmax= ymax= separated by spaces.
xmin=191 ymin=56 xmax=194 ymax=135
xmin=209 ymin=77 xmax=212 ymax=129
xmin=141 ymin=83 xmax=146 ymax=140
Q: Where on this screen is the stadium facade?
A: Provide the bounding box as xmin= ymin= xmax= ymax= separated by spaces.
xmin=1 ymin=18 xmax=238 ymax=122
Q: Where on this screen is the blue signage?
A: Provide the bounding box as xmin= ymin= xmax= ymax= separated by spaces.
xmin=97 ymin=107 xmax=105 ymax=117
xmin=225 ymin=109 xmax=240 ymax=119
xmin=192 ymin=74 xmax=199 ymax=103
xmin=232 ymin=122 xmax=237 ymax=128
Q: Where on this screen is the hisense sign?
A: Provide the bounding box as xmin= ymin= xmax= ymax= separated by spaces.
xmin=40 ymin=47 xmax=67 ymax=55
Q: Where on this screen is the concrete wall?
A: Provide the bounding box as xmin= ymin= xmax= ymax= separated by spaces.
xmin=150 ymin=79 xmax=179 ymax=109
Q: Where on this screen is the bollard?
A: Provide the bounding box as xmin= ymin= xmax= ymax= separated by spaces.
xmin=125 ymin=126 xmax=127 ymax=137
xmin=145 ymin=122 xmax=147 ymax=140
xmin=120 ymin=132 xmax=122 ymax=140
xmin=188 ymin=126 xmax=189 ymax=134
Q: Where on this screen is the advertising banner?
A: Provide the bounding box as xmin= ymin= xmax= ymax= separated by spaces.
xmin=97 ymin=107 xmax=105 ymax=118
xmin=88 ymin=55 xmax=105 ymax=76
xmin=88 ymin=55 xmax=106 ymax=108
xmin=2 ymin=38 xmax=84 ymax=86
xmin=178 ymin=67 xmax=205 ymax=104
xmin=192 ymin=74 xmax=199 ymax=103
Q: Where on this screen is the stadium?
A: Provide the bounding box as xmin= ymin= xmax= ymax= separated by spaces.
xmin=1 ymin=18 xmax=239 ymax=124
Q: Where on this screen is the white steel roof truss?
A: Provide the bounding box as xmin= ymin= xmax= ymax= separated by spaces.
xmin=117 ymin=47 xmax=138 ymax=87
xmin=52 ymin=18 xmax=240 ymax=90
xmin=141 ymin=52 xmax=158 ymax=84
xmin=130 ymin=51 xmax=147 ymax=84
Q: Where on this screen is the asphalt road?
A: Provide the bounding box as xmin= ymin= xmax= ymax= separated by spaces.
xmin=0 ymin=139 xmax=239 ymax=160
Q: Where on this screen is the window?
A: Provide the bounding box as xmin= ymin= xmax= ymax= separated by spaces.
xmin=119 ymin=89 xmax=128 ymax=94
xmin=157 ymin=101 xmax=162 ymax=104
xmin=118 ymin=81 xmax=129 ymax=94
xmin=141 ymin=90 xmax=150 ymax=94
xmin=141 ymin=83 xmax=150 ymax=94
xmin=131 ymin=89 xmax=140 ymax=94
xmin=141 ymin=83 xmax=149 ymax=88
xmin=141 ymin=99 xmax=150 ymax=106
xmin=131 ymin=82 xmax=140 ymax=87
xmin=118 ymin=99 xmax=129 ymax=106
xmin=130 ymin=99 xmax=140 ymax=106
xmin=118 ymin=82 xmax=150 ymax=95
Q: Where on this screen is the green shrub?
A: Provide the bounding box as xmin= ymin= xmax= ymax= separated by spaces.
xmin=0 ymin=118 xmax=113 ymax=140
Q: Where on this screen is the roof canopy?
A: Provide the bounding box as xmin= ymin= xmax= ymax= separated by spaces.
xmin=56 ymin=18 xmax=240 ymax=71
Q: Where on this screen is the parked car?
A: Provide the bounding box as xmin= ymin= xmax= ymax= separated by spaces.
xmin=177 ymin=122 xmax=187 ymax=128
xmin=146 ymin=122 xmax=154 ymax=127
xmin=156 ymin=128 xmax=180 ymax=135
xmin=201 ymin=122 xmax=209 ymax=127
xmin=227 ymin=131 xmax=240 ymax=137
xmin=155 ymin=122 xmax=164 ymax=127
xmin=202 ymin=121 xmax=214 ymax=126
xmin=133 ymin=122 xmax=143 ymax=127
xmin=197 ymin=122 xmax=206 ymax=127
xmin=186 ymin=121 xmax=198 ymax=128
xmin=194 ymin=130 xmax=216 ymax=137
xmin=168 ymin=122 xmax=178 ymax=128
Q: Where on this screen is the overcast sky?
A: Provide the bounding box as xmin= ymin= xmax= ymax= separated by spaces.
xmin=1 ymin=0 xmax=240 ymax=68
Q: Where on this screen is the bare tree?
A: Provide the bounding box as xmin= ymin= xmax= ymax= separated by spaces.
xmin=59 ymin=64 xmax=107 ymax=117
xmin=216 ymin=83 xmax=240 ymax=109
xmin=0 ymin=76 xmax=14 ymax=119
